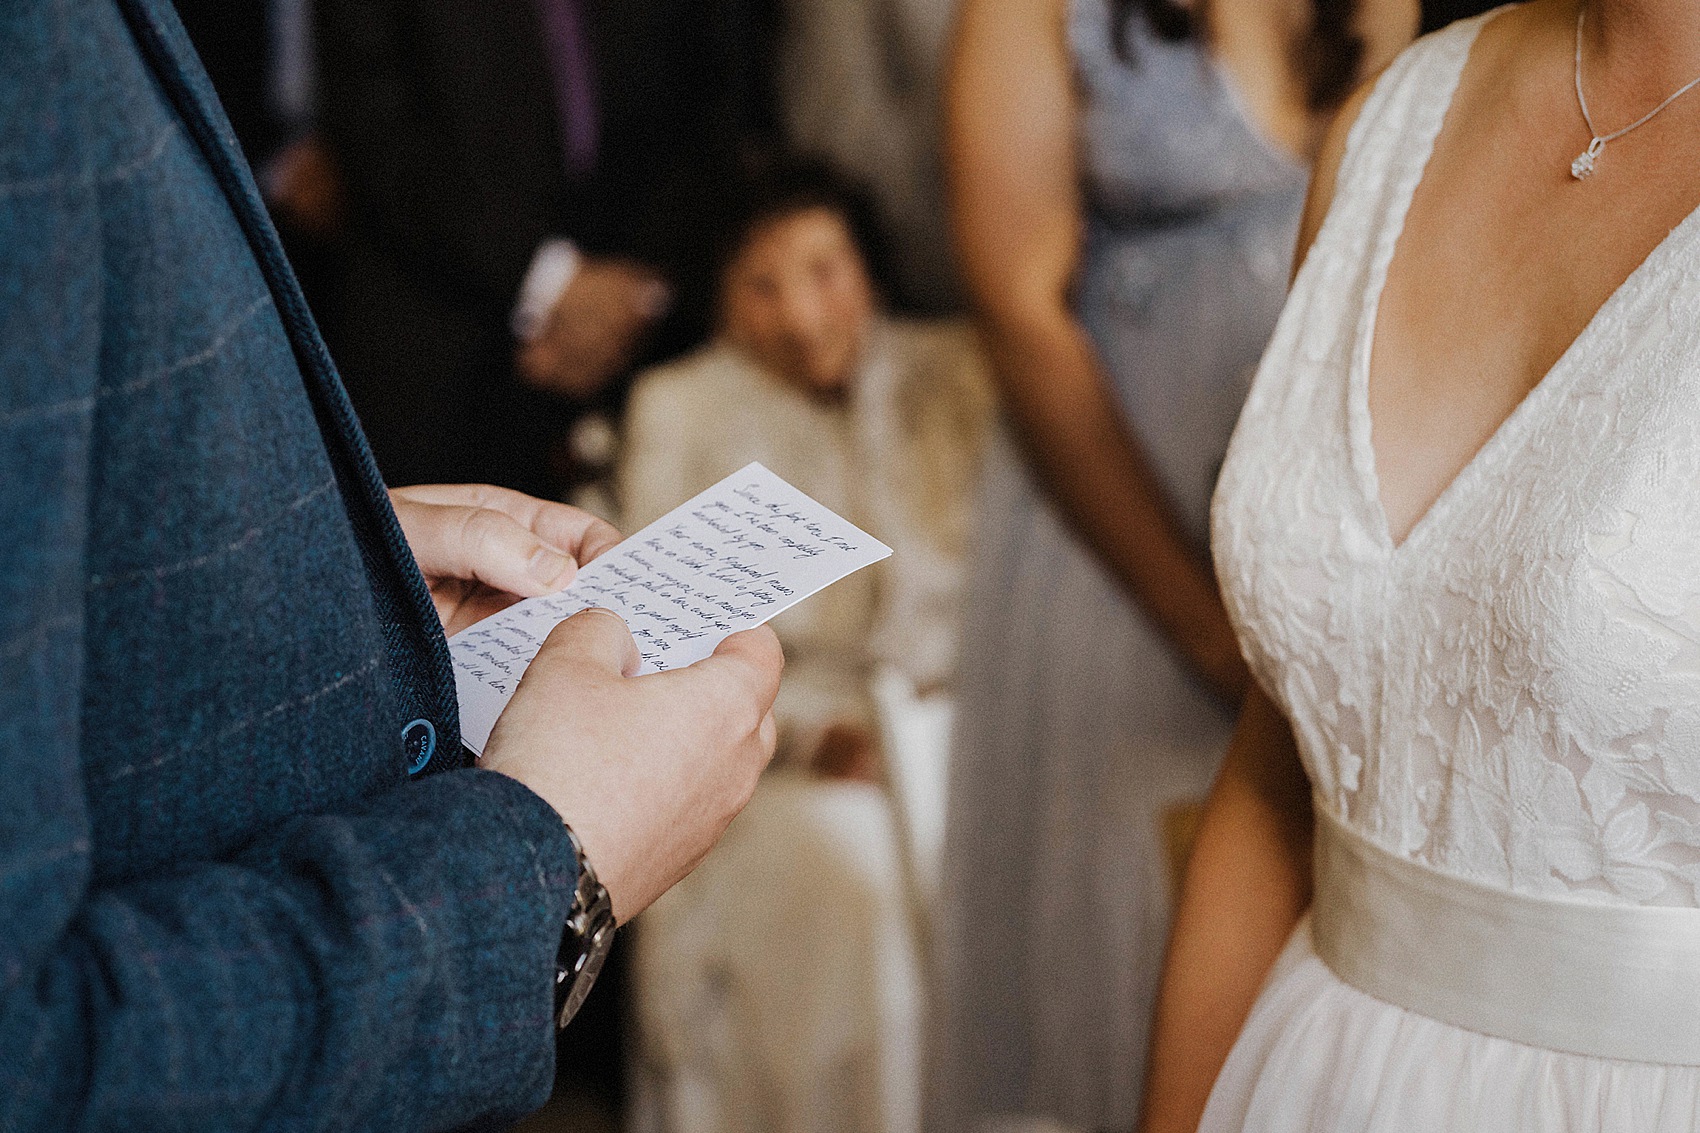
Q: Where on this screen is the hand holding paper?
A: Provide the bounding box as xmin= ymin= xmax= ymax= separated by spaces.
xmin=390 ymin=482 xmax=623 ymax=635
xmin=451 ymin=463 xmax=892 ymax=755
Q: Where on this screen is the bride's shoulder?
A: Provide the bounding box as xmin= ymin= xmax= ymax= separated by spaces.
xmin=1293 ymin=5 xmax=1528 ymax=271
xmin=1291 ymin=81 xmax=1377 ymax=273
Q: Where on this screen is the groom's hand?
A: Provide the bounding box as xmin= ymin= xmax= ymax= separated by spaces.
xmin=389 ymin=483 xmax=622 ymax=635
xmin=393 ymin=483 xmax=786 ymax=920
xmin=481 ymin=609 xmax=784 ymax=922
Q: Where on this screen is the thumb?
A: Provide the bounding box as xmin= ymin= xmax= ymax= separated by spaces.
xmin=537 ymin=607 xmax=642 ymax=679
xmin=691 ymin=625 xmax=784 ymax=711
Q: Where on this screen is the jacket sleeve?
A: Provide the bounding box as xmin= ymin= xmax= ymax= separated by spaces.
xmin=0 ymin=10 xmax=574 ymax=1130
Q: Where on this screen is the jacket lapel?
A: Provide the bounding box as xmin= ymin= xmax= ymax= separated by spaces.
xmin=110 ymin=0 xmax=465 ymax=764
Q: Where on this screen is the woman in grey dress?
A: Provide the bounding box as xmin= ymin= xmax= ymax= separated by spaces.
xmin=931 ymin=1 xmax=1414 ymax=1130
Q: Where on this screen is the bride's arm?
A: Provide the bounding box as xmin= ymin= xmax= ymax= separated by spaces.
xmin=1138 ymin=685 xmax=1314 ymax=1133
xmin=945 ymin=0 xmax=1249 ymax=700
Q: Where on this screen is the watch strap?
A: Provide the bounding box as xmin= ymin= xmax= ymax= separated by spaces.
xmin=555 ymin=823 xmax=616 ymax=1028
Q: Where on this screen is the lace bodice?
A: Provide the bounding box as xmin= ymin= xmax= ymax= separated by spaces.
xmin=1213 ymin=14 xmax=1700 ymax=909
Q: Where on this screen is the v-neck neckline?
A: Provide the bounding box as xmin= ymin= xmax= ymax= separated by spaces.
xmin=1346 ymin=12 xmax=1700 ymax=559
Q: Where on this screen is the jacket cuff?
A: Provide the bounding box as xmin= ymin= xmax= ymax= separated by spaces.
xmin=337 ymin=767 xmax=580 ymax=1124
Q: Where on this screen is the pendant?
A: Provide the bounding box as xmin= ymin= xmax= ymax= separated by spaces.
xmin=1571 ymin=136 xmax=1605 ymax=180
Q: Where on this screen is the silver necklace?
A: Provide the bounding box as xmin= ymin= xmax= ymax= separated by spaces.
xmin=1571 ymin=4 xmax=1700 ymax=179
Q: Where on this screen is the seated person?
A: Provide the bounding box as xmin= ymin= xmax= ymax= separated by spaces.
xmin=619 ymin=160 xmax=992 ymax=1133
xmin=619 ymin=159 xmax=991 ymax=778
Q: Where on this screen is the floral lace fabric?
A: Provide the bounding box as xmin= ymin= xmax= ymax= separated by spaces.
xmin=1212 ymin=13 xmax=1700 ymax=909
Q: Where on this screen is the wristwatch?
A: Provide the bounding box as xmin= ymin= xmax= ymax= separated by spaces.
xmin=555 ymin=823 xmax=617 ymax=1029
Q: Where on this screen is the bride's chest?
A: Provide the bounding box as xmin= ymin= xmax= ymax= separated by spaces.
xmin=1214 ymin=283 xmax=1700 ymax=759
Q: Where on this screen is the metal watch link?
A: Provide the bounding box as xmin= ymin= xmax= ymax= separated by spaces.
xmin=554 ymin=823 xmax=616 ymax=1029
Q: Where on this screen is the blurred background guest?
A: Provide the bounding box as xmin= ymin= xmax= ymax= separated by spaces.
xmin=929 ymin=1 xmax=1416 ymax=1131
xmin=619 ymin=160 xmax=991 ymax=1133
xmin=621 ymin=160 xmax=987 ymax=778
xmin=775 ymin=0 xmax=961 ymax=314
xmin=313 ymin=0 xmax=769 ymax=500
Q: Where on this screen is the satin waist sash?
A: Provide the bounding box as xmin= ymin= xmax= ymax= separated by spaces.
xmin=1311 ymin=804 xmax=1700 ymax=1065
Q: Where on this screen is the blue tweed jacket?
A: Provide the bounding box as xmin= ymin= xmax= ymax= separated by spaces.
xmin=1 ymin=1 xmax=580 ymax=1128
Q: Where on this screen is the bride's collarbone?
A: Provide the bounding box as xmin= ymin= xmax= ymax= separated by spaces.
xmin=1364 ymin=30 xmax=1700 ymax=544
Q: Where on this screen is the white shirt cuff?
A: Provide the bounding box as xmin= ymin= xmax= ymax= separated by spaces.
xmin=511 ymin=239 xmax=581 ymax=342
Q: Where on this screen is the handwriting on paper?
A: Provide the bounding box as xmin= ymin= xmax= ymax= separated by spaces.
xmin=450 ymin=463 xmax=892 ymax=755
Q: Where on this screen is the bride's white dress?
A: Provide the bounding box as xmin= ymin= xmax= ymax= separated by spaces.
xmin=1207 ymin=11 xmax=1700 ymax=1131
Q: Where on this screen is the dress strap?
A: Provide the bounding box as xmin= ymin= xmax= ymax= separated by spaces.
xmin=1312 ymin=805 xmax=1700 ymax=1064
xmin=1323 ymin=12 xmax=1491 ymax=271
xmin=1294 ymin=12 xmax=1496 ymax=512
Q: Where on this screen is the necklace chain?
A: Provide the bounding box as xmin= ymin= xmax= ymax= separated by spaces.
xmin=1571 ymin=2 xmax=1700 ymax=179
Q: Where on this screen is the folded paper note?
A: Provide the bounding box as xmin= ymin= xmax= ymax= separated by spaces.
xmin=450 ymin=463 xmax=893 ymax=755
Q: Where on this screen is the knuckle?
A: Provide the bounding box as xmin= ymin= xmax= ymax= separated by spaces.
xmin=725 ymin=685 xmax=767 ymax=737
xmin=690 ymin=679 xmax=749 ymax=741
xmin=462 ymin=506 xmax=514 ymax=552
xmin=730 ymin=765 xmax=761 ymax=812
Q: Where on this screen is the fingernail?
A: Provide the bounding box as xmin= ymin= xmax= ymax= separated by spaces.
xmin=528 ymin=547 xmax=571 ymax=586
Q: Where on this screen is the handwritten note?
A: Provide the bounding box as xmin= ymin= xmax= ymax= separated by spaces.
xmin=451 ymin=463 xmax=892 ymax=755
